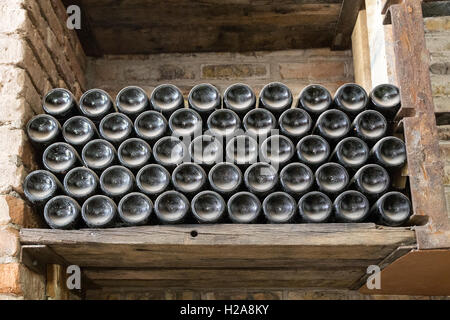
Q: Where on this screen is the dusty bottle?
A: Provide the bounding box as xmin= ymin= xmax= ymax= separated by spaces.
xmin=260 ymin=135 xmax=295 ymax=168
xmin=63 ymin=167 xmax=99 ymax=202
xmin=26 ymin=114 xmax=61 ymax=149
xmin=263 ymin=192 xmax=297 ymax=223
xmin=298 ymin=191 xmax=332 ymax=223
xmin=279 ymin=163 xmax=314 ymax=197
xmin=116 ymin=86 xmax=149 ymax=119
xmin=334 ymin=83 xmax=368 ymax=117
xmin=259 ymin=82 xmax=293 ymax=117
xmin=136 ymin=164 xmax=171 ymax=197
xmin=330 ymin=137 xmax=369 ymax=170
xmin=118 ymin=192 xmax=153 ymax=226
xmin=225 ymin=135 xmax=258 ymax=168
xmin=227 ymin=192 xmax=261 ymax=224
xmin=314 ymin=109 xmax=351 ymax=141
xmin=223 ymin=83 xmax=256 ymax=118
xmin=333 ymin=190 xmax=370 ymax=223
xmin=79 ymin=89 xmax=115 ymax=122
xmin=23 ymin=170 xmax=63 ymax=206
xmin=172 ymin=162 xmax=207 ymax=195
xmin=43 ymin=88 xmax=78 ymax=120
xmin=43 ymin=142 xmax=81 ymax=175
xmin=189 ymin=135 xmax=223 ymax=167
xmin=244 ymin=162 xmax=278 ymax=196
xmin=370 ymin=136 xmax=407 ymax=168
xmin=315 ymin=162 xmax=349 ymax=196
xmin=279 ymin=108 xmax=312 ymax=142
xmin=62 ymin=116 xmax=98 ymax=147
xmin=150 ymin=84 xmax=184 ymax=117
xmin=152 ymin=136 xmax=187 ymax=169
xmin=297 ymin=84 xmax=332 ymax=118
xmin=350 ymin=164 xmax=390 ymax=197
xmin=296 ymin=135 xmax=330 ymax=168
xmin=243 ymin=108 xmax=276 ymax=139
xmin=370 ymin=191 xmax=411 ymax=226
xmin=168 ymin=108 xmax=203 ymax=137
xmin=191 ymin=191 xmax=226 ymax=224
xmin=82 ymin=195 xmax=118 ymax=228
xmin=188 ymin=83 xmax=221 ymax=121
xmin=207 ymin=109 xmax=241 ymax=138
xmin=352 ymin=110 xmax=387 ymax=143
xmin=369 ymin=84 xmax=401 ymax=117
xmin=154 ymin=190 xmax=190 ymax=224
xmin=99 ymin=113 xmax=134 ymax=146
xmin=82 ymin=139 xmax=117 ymax=172
xmin=134 ymin=111 xmax=168 ymax=143
xmin=44 ymin=195 xmax=81 ymax=230
xmin=208 ymin=162 xmax=243 ymax=195
xmin=118 ymin=138 xmax=152 ymax=170
xmin=100 ymin=165 xmax=135 ymax=200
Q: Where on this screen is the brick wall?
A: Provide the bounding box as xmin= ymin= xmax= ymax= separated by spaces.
xmin=87 ymin=49 xmax=354 ymax=98
xmin=0 ymin=0 xmax=86 ymax=300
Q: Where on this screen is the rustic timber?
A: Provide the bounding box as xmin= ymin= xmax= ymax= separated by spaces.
xmin=20 ymin=224 xmax=415 ymax=289
xmin=351 ymin=9 xmax=372 ymax=91
xmin=332 ymin=0 xmax=365 ymax=49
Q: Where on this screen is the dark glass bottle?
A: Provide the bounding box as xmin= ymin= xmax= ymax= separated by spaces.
xmin=227 ymin=192 xmax=261 ymax=224
xmin=152 ymin=136 xmax=187 ymax=169
xmin=259 ymin=82 xmax=293 ymax=117
xmin=63 ymin=167 xmax=99 ymax=202
xmin=118 ymin=138 xmax=152 ymax=171
xmin=44 ymin=195 xmax=81 ymax=230
xmin=136 ymin=164 xmax=171 ymax=197
xmin=191 ymin=191 xmax=226 ymax=224
xmin=154 ymin=191 xmax=190 ymax=224
xmin=369 ymin=84 xmax=401 ymax=117
xmin=43 ymin=142 xmax=81 ymax=175
xmin=225 ymin=135 xmax=258 ymax=168
xmin=297 ymin=84 xmax=332 ymax=118
xmin=298 ymin=191 xmax=332 ymax=223
xmin=23 ymin=170 xmax=63 ymax=206
xmin=99 ymin=166 xmax=135 ymax=200
xmin=188 ymin=83 xmax=221 ymax=121
xmin=370 ymin=192 xmax=411 ymax=226
xmin=168 ymin=108 xmax=202 ymax=138
xmin=334 ymin=83 xmax=368 ymax=117
xmin=43 ymin=88 xmax=78 ymax=120
xmin=333 ymin=190 xmax=370 ymax=223
xmin=260 ymin=135 xmax=295 ymax=168
xmin=62 ymin=116 xmax=98 ymax=147
xmin=314 ymin=109 xmax=351 ymax=141
xmin=296 ymin=135 xmax=330 ymax=168
xmin=244 ymin=162 xmax=278 ymax=196
xmin=150 ymin=84 xmax=184 ymax=117
xmin=208 ymin=162 xmax=243 ymax=196
xmin=207 ymin=109 xmax=241 ymax=138
xmin=172 ymin=162 xmax=207 ymax=195
xmin=350 ymin=164 xmax=390 ymax=197
xmin=118 ymin=192 xmax=153 ymax=226
xmin=134 ymin=111 xmax=168 ymax=143
xmin=315 ymin=162 xmax=349 ymax=196
xmin=116 ymin=86 xmax=149 ymax=119
xmin=330 ymin=137 xmax=369 ymax=170
xmin=243 ymin=108 xmax=276 ymax=139
xmin=223 ymin=83 xmax=256 ymax=118
xmin=82 ymin=195 xmax=118 ymax=228
xmin=26 ymin=114 xmax=61 ymax=149
xmin=352 ymin=110 xmax=387 ymax=143
xmin=263 ymin=192 xmax=297 ymax=223
xmin=279 ymin=108 xmax=312 ymax=142
xmin=79 ymin=89 xmax=115 ymax=122
xmin=370 ymin=136 xmax=407 ymax=168
xmin=99 ymin=113 xmax=134 ymax=146
xmin=279 ymin=163 xmax=314 ymax=197
xmin=82 ymin=139 xmax=117 ymax=172
xmin=189 ymin=135 xmax=223 ymax=167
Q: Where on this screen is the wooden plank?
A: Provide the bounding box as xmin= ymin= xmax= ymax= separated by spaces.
xmin=351 ymin=9 xmax=372 ymax=92
xmin=332 ymin=0 xmax=364 ymax=50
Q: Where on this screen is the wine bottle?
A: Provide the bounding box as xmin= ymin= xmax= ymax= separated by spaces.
xmin=189 ymin=135 xmax=223 ymax=167
xmin=63 ymin=167 xmax=99 ymax=202
xmin=136 ymin=164 xmax=171 ymax=197
xmin=62 ymin=116 xmax=98 ymax=147
xmin=370 ymin=191 xmax=411 ymax=226
xmin=314 ymin=109 xmax=351 ymax=141
xmin=369 ymin=84 xmax=401 ymax=117
xmin=296 ymin=135 xmax=330 ymax=168
xmin=350 ymin=164 xmax=390 ymax=197
xmin=352 ymin=110 xmax=387 ymax=143
xmin=298 ymin=191 xmax=332 ymax=223
xmin=244 ymin=162 xmax=278 ymax=196
xmin=191 ymin=191 xmax=226 ymax=224
xmin=188 ymin=83 xmax=221 ymax=121
xmin=259 ymin=82 xmax=293 ymax=117
xmin=26 ymin=114 xmax=61 ymax=149
xmin=152 ymin=136 xmax=187 ymax=168
xmin=243 ymin=108 xmax=276 ymax=138
xmin=99 ymin=165 xmax=135 ymax=200
xmin=280 ymin=163 xmax=314 ymax=196
xmin=99 ymin=113 xmax=134 ymax=146
xmin=43 ymin=88 xmax=78 ymax=120
xmin=208 ymin=162 xmax=243 ymax=195
xmin=43 ymin=142 xmax=81 ymax=175
xmin=279 ymin=108 xmax=312 ymax=142
xmin=227 ymin=192 xmax=261 ymax=224
xmin=116 ymin=86 xmax=149 ymax=119
xmin=154 ymin=190 xmax=190 ymax=224
xmin=79 ymin=89 xmax=115 ymax=122
xmin=225 ymin=135 xmax=258 ymax=168
xmin=297 ymin=84 xmax=332 ymax=118
xmin=207 ymin=109 xmax=241 ymax=138
xmin=81 ymin=195 xmax=118 ymax=228
xmin=330 ymin=137 xmax=369 ymax=170
xmin=172 ymin=162 xmax=207 ymax=195
xmin=23 ymin=170 xmax=63 ymax=205
xmin=260 ymin=134 xmax=295 ymax=169
xmin=370 ymin=136 xmax=407 ymax=168
xmin=44 ymin=195 xmax=81 ymax=229
xmin=334 ymin=83 xmax=368 ymax=117
xmin=150 ymin=84 xmax=184 ymax=117
xmin=168 ymin=108 xmax=202 ymax=137
xmin=118 ymin=192 xmax=153 ymax=226
xmin=263 ymin=192 xmax=297 ymax=223
xmin=82 ymin=139 xmax=117 ymax=172
xmin=333 ymin=190 xmax=370 ymax=223
xmin=223 ymin=83 xmax=256 ymax=118
xmin=315 ymin=162 xmax=349 ymax=196
xmin=134 ymin=111 xmax=168 ymax=143
xmin=118 ymin=138 xmax=152 ymax=170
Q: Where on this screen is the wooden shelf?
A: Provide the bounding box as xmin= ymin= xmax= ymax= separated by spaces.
xmin=20 ymin=223 xmax=416 ymax=289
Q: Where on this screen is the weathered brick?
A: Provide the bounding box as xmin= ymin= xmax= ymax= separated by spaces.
xmin=0 ymin=96 xmax=36 ymax=129
xmin=158 ymin=64 xmax=196 ymax=81
xmin=0 ymin=195 xmax=43 ymax=228
xmin=424 ymin=16 xmax=450 ymax=33
xmin=279 ymin=61 xmax=347 ymax=80
xmin=426 ymin=35 xmax=450 ymax=53
xmin=202 ymin=63 xmax=268 ymax=79
xmin=433 ymin=96 xmax=450 ymax=114
xmin=0 ymin=263 xmax=21 ymax=295
xmin=0 ymin=227 xmax=20 ymax=258
xmin=431 ymin=74 xmax=450 ymax=96
xmin=438 ymin=125 xmax=450 ymax=140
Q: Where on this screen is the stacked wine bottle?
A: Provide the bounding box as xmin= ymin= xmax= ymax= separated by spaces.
xmin=23 ymin=82 xmax=411 ymax=229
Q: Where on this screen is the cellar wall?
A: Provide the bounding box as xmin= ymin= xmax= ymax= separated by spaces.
xmin=0 ymin=0 xmax=85 ymax=300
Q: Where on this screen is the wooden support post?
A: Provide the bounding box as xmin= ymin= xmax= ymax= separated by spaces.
xmin=352 ymin=10 xmax=372 ymax=92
